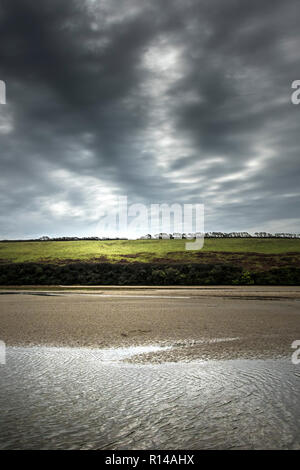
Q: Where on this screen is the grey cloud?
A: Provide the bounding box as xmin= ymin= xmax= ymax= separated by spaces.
xmin=0 ymin=0 xmax=299 ymax=237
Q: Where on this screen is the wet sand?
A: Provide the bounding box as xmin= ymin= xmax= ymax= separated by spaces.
xmin=1 ymin=349 xmax=299 ymax=449
xmin=0 ymin=286 xmax=300 ymax=361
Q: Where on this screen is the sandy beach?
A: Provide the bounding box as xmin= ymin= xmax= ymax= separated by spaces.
xmin=0 ymin=286 xmax=299 ymax=362
xmin=1 ymin=287 xmax=300 ymax=450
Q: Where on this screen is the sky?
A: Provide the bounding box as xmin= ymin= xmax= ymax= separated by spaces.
xmin=0 ymin=0 xmax=300 ymax=238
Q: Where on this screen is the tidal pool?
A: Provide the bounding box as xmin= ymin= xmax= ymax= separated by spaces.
xmin=0 ymin=346 xmax=299 ymax=449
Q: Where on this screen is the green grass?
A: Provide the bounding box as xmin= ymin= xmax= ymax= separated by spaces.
xmin=0 ymin=238 xmax=300 ymax=264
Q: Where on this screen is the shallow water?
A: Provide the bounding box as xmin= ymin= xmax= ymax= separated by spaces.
xmin=0 ymin=346 xmax=299 ymax=449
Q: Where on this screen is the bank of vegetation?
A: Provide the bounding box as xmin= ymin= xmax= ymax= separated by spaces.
xmin=0 ymin=262 xmax=300 ymax=286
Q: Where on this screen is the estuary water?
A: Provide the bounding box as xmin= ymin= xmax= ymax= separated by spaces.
xmin=0 ymin=346 xmax=299 ymax=449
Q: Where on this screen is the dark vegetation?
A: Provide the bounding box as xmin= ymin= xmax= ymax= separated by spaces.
xmin=1 ymin=262 xmax=300 ymax=285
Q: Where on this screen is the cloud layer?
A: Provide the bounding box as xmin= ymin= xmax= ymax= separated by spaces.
xmin=0 ymin=0 xmax=299 ymax=237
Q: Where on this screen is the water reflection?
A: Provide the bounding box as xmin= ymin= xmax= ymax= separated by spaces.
xmin=0 ymin=346 xmax=299 ymax=449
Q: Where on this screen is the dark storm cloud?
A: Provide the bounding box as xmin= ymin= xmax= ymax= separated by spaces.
xmin=0 ymin=0 xmax=299 ymax=237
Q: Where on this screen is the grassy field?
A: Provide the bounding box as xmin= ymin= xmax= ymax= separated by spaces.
xmin=0 ymin=238 xmax=300 ymax=266
xmin=1 ymin=238 xmax=300 ymax=285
